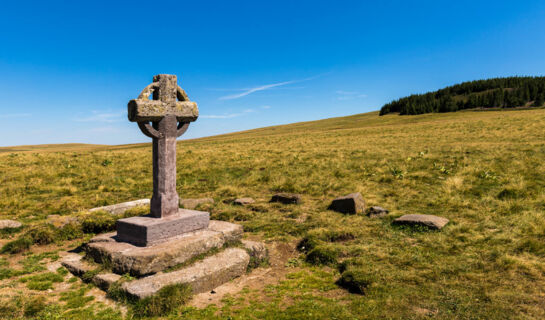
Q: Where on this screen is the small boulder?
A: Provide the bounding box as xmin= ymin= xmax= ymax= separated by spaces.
xmin=180 ymin=198 xmax=214 ymax=210
xmin=233 ymin=198 xmax=255 ymax=206
xmin=270 ymin=193 xmax=301 ymax=204
xmin=366 ymin=206 xmax=389 ymax=218
xmin=328 ymin=193 xmax=365 ymax=214
xmin=0 ymin=219 xmax=22 ymax=230
xmin=393 ymin=214 xmax=449 ymax=230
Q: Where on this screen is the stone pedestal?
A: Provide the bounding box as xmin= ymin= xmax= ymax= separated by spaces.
xmin=62 ymin=219 xmax=268 ymax=301
xmin=116 ymin=209 xmax=210 ymax=246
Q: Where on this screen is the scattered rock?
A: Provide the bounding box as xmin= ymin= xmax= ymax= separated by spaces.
xmin=233 ymin=198 xmax=255 ymax=206
xmin=0 ymin=219 xmax=22 ymax=230
xmin=328 ymin=193 xmax=365 ymax=214
xmin=89 ymin=199 xmax=150 ymax=215
xmin=47 ymin=215 xmax=78 ymax=228
xmin=93 ymin=273 xmax=121 ymax=291
xmin=180 ymin=198 xmax=214 ymax=210
xmin=122 ymin=248 xmax=250 ymax=299
xmin=393 ymin=214 xmax=449 ymax=230
xmin=270 ymin=193 xmax=301 ymax=205
xmin=366 ymin=206 xmax=389 ymax=218
xmin=242 ymin=240 xmax=268 ymax=267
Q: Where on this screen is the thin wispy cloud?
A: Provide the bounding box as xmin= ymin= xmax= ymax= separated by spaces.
xmin=218 ymin=74 xmax=325 ymax=100
xmin=0 ymin=113 xmax=32 ymax=118
xmin=219 ymin=80 xmax=296 ymax=100
xmin=73 ymin=111 xmax=124 ymax=123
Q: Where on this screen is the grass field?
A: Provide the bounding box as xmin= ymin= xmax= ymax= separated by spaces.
xmin=1 ymin=109 xmax=545 ymax=319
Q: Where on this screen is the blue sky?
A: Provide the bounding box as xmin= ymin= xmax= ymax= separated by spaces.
xmin=1 ymin=1 xmax=544 ymax=146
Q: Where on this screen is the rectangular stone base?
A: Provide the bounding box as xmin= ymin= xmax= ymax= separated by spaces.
xmin=116 ymin=209 xmax=209 ymax=246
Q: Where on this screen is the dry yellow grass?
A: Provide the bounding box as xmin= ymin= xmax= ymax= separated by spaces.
xmin=0 ymin=109 xmax=545 ymax=319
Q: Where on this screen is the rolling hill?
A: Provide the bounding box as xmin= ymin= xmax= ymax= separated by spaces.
xmin=1 ymin=109 xmax=545 ymax=319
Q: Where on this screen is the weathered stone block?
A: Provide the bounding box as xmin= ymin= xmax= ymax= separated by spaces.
xmin=87 ymin=228 xmax=226 ymax=276
xmin=122 ymin=248 xmax=250 ymax=299
xmin=61 ymin=254 xmax=94 ymax=277
xmin=393 ymin=214 xmax=449 ymax=230
xmin=93 ymin=273 xmax=121 ymax=291
xmin=328 ymin=193 xmax=365 ymax=214
xmin=270 ymin=193 xmax=301 ymax=204
xmin=116 ymin=209 xmax=210 ymax=246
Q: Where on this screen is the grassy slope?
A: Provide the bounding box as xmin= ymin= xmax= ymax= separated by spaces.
xmin=1 ymin=109 xmax=545 ymax=319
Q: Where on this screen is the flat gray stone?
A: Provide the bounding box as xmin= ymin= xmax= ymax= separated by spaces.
xmin=208 ymin=220 xmax=243 ymax=243
xmin=367 ymin=206 xmax=389 ymax=218
xmin=122 ymin=248 xmax=250 ymax=299
xmin=89 ymin=199 xmax=150 ymax=215
xmin=393 ymin=214 xmax=449 ymax=230
xmin=180 ymin=198 xmax=214 ymax=210
xmin=0 ymin=219 xmax=22 ymax=229
xmin=270 ymin=193 xmax=301 ymax=204
xmin=116 ymin=209 xmax=210 ymax=246
xmin=93 ymin=273 xmax=121 ymax=291
xmin=233 ymin=198 xmax=255 ymax=206
xmin=328 ymin=193 xmax=365 ymax=214
xmin=61 ymin=255 xmax=94 ymax=277
xmin=86 ymin=221 xmax=243 ymax=276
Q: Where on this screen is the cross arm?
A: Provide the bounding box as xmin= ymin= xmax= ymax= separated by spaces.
xmin=128 ymin=100 xmax=199 ymax=122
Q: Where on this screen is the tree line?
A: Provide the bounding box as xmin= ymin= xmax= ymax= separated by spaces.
xmin=379 ymin=77 xmax=545 ymax=115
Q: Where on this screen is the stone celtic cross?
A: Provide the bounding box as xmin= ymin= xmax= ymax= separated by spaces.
xmin=128 ymin=74 xmax=199 ymax=218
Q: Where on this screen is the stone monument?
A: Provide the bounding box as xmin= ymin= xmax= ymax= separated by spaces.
xmin=62 ymin=75 xmax=268 ymax=300
xmin=118 ymin=74 xmax=208 ymax=246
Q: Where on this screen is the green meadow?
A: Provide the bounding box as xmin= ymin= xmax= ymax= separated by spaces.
xmin=1 ymin=108 xmax=545 ymax=319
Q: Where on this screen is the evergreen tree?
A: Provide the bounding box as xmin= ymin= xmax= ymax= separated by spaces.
xmin=535 ymin=94 xmax=544 ymax=107
xmin=379 ymin=76 xmax=545 ymax=115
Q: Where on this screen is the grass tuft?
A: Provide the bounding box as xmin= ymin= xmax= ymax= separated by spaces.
xmin=132 ymin=284 xmax=192 ymax=318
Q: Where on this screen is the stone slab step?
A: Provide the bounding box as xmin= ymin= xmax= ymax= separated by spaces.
xmin=86 ymin=220 xmax=243 ymax=277
xmin=93 ymin=273 xmax=122 ymax=291
xmin=122 ymin=248 xmax=250 ymax=299
xmin=61 ymin=254 xmax=94 ymax=277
